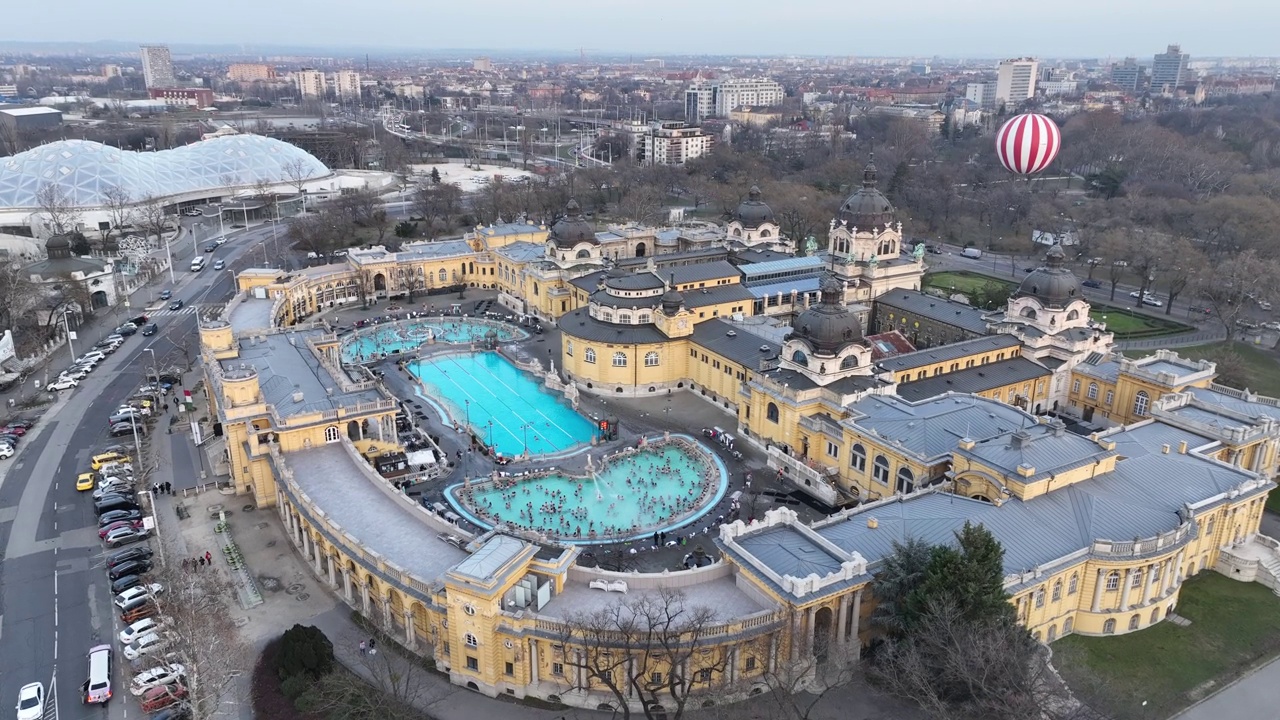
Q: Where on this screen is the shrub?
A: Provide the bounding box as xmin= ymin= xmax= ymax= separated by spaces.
xmin=279 ymin=673 xmax=315 ymax=702
xmin=276 ymin=624 xmax=336 ymax=681
xmin=251 ymin=638 xmax=314 ymax=720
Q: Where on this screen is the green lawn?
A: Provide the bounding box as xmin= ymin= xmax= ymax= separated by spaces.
xmin=1054 ymin=573 xmax=1280 ymax=719
xmin=1124 ymin=342 xmax=1280 ymax=398
xmin=924 ymin=271 xmax=1012 ymax=296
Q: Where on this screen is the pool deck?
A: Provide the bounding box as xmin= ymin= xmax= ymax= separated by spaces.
xmin=285 ymin=443 xmax=468 ymax=583
xmin=539 ymin=572 xmax=766 ymax=620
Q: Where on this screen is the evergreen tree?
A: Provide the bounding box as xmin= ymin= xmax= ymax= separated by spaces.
xmin=870 ymin=537 xmax=934 ymax=637
xmin=430 ymin=166 xmax=441 ymax=184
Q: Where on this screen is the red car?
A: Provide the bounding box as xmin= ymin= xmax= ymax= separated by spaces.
xmin=98 ymin=520 xmax=144 ymax=539
xmin=3 ymin=426 xmax=27 ymax=436
xmin=140 ymin=683 xmax=187 ymax=712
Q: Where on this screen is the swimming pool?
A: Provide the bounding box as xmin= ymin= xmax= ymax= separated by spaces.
xmin=410 ymin=352 xmax=595 ymax=457
xmin=446 ymin=437 xmax=728 ymax=544
xmin=341 ymin=318 xmax=527 ymax=364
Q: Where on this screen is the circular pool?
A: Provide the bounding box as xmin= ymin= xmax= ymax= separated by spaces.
xmin=341 ymin=318 xmax=528 ymax=364
xmin=445 ymin=436 xmax=728 ymax=545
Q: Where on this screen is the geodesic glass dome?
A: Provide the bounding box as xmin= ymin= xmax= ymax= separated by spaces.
xmin=0 ymin=134 xmax=330 ymax=210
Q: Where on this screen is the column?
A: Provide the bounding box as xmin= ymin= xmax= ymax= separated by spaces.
xmin=313 ymin=544 xmax=324 ymax=577
xmin=301 ymin=530 xmax=312 ymax=558
xmin=403 ymin=608 xmax=417 ymax=650
xmin=1161 ymin=557 xmax=1175 ymax=596
xmin=836 ymin=594 xmax=850 ymax=646
xmin=1141 ymin=563 xmax=1155 ymax=606
xmin=1175 ymin=550 xmax=1186 ymax=583
xmin=727 ymin=647 xmax=738 ymax=685
xmin=806 ymin=605 xmax=817 ymax=656
xmin=789 ymin=611 xmax=802 ymax=662
xmin=381 ymin=596 xmax=393 ymax=630
xmin=1119 ymin=569 xmax=1133 ymax=610
xmin=1091 ymin=569 xmax=1105 ymax=612
xmin=327 ymin=554 xmax=338 ymax=588
xmin=342 ymin=566 xmax=353 ymax=604
xmin=529 ymin=639 xmax=539 ymax=685
xmin=360 ymin=582 xmax=371 ymax=617
xmin=768 ymin=633 xmax=778 ymax=674
xmin=851 ymin=589 xmax=863 ymax=658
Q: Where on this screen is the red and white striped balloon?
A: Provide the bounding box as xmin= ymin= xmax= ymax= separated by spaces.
xmin=995 ymin=113 xmax=1061 ymax=176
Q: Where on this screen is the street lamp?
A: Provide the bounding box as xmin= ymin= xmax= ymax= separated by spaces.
xmin=487 ymin=420 xmax=493 ymax=449
xmin=464 ymin=399 xmax=470 ymax=433
xmin=61 ymin=309 xmax=76 ymax=364
xmin=521 ymin=422 xmax=532 ymax=456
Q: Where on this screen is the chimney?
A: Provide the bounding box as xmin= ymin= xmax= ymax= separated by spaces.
xmin=1011 ymin=431 xmax=1032 ymax=449
xmin=1161 ymin=444 xmax=1170 ymax=454
xmin=1178 ymin=440 xmax=1188 ymax=454
xmin=866 ymin=517 xmax=879 ymax=529
xmin=292 ymin=391 xmax=304 ymax=403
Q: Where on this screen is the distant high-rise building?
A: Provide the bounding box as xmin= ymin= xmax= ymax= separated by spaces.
xmin=295 ymin=69 xmax=326 ymax=99
xmin=1110 ymin=58 xmax=1143 ymax=93
xmin=995 ymin=58 xmax=1038 ymax=110
xmin=334 ymin=71 xmax=362 ymax=100
xmin=139 ymin=45 xmax=176 ymax=89
xmin=641 ymin=122 xmax=713 ymax=166
xmin=1151 ymin=44 xmax=1190 ymax=95
xmin=472 ymin=57 xmax=492 ymax=72
xmin=228 ymin=63 xmax=277 ymax=82
xmin=713 ymin=78 xmax=785 ymax=116
xmin=684 ymin=82 xmax=716 ymax=124
xmin=965 ymin=82 xmax=996 ymax=110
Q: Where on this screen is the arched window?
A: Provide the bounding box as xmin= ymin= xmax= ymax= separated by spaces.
xmin=1133 ymin=391 xmax=1150 ymax=417
xmin=1067 ymin=309 xmax=1079 ymax=320
xmin=1103 ymin=619 xmax=1116 ymax=634
xmin=1068 ymin=573 xmax=1078 ymax=595
xmin=566 ymin=340 xmax=573 ymax=357
xmin=792 ymin=349 xmax=808 ymax=366
xmin=850 ymin=444 xmax=866 ymax=472
xmin=873 ymin=455 xmax=890 ymax=485
xmin=612 ymin=352 xmax=627 ymax=367
xmin=576 ymin=249 xmax=591 ymax=259
xmin=644 ymin=351 xmax=659 ymax=367
xmin=1150 ymin=607 xmax=1161 ymax=624
xmin=766 ymin=403 xmax=779 ymax=423
xmin=1087 ymin=382 xmax=1098 ymax=400
xmin=1063 ymin=617 xmax=1074 ymax=634
xmin=760 ymin=229 xmax=772 ymax=238
xmin=1047 ymin=625 xmax=1058 ymax=642
xmin=1021 ymin=307 xmax=1037 ymax=319
xmin=324 ymin=426 xmax=340 ymax=443
xmin=896 ymin=467 xmax=914 ymax=494
xmin=584 ymin=348 xmax=596 ymax=364
xmin=841 ymin=355 xmax=859 ymax=369
xmin=600 ymin=310 xmax=613 ymax=322
xmin=438 ymin=268 xmax=448 ymax=282
xmin=1106 ymin=571 xmax=1120 ymax=590
xmin=1034 ymin=587 xmax=1045 ymax=608
xmin=465 ymin=632 xmax=479 ymax=648
xmin=1052 ymin=580 xmax=1062 ymax=602
xmin=1128 ymin=614 xmax=1140 ymax=631
xmin=950 ymin=363 xmax=959 ymax=372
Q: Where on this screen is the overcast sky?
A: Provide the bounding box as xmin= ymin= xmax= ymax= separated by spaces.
xmin=6 ymin=0 xmax=1276 ymax=58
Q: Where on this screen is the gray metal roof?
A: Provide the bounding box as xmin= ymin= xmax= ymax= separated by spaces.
xmin=1074 ymin=358 xmax=1122 ymax=382
xmin=1169 ymin=405 xmax=1252 ymax=434
xmin=956 ymin=422 xmax=1112 ymax=481
xmin=606 ymin=273 xmax=666 ymax=291
xmin=895 ymin=357 xmax=1050 ymax=402
xmin=1144 ymin=360 xmax=1200 ymax=376
xmin=736 ymin=526 xmax=846 ymax=578
xmin=450 ymin=535 xmax=531 ymax=583
xmin=690 ymin=319 xmax=779 ymax=363
xmin=878 ymin=334 xmax=1021 ymax=372
xmin=683 ymin=283 xmax=757 ymax=308
xmin=556 ymin=308 xmax=667 ymax=344
xmin=589 ymin=290 xmax=658 ymax=310
xmin=846 ymin=394 xmax=1038 ymax=460
xmin=221 ymin=330 xmax=382 ymax=416
xmin=1187 ymin=387 xmax=1280 ymax=422
xmin=227 ymin=297 xmax=274 ymax=334
xmin=671 ymin=260 xmax=742 ymax=284
xmin=734 ymin=248 xmax=794 ymax=264
xmin=876 ymin=290 xmax=990 ymax=335
xmin=740 ymin=255 xmax=825 ymax=278
xmin=494 ymin=241 xmax=546 ymax=263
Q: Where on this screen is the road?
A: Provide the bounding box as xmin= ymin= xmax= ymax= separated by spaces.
xmin=0 ymin=218 xmax=293 ymax=719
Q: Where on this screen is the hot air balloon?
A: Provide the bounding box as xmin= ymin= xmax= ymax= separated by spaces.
xmin=995 ymin=113 xmax=1061 ymax=176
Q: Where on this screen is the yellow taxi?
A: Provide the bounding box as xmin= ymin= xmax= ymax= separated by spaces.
xmin=76 ymin=472 xmax=99 ymax=491
xmin=91 ymin=452 xmax=129 ymax=470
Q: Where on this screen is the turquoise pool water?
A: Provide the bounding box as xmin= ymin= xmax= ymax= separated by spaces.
xmin=447 ymin=439 xmax=727 ymax=543
xmin=410 ymin=352 xmax=594 ymax=457
xmin=341 ymin=319 xmax=527 ymax=363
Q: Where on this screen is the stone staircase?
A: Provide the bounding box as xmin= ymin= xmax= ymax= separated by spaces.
xmin=1217 ymin=534 xmax=1280 ymax=596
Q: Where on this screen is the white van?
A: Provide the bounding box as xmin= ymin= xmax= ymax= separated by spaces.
xmin=190 ymin=256 xmax=206 ymax=273
xmin=82 ymin=644 xmax=113 ymax=704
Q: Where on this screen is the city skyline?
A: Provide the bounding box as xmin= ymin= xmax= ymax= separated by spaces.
xmin=2 ymin=0 xmax=1276 ymax=59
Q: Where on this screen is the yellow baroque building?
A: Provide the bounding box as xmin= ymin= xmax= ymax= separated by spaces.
xmin=198 ymin=172 xmax=1280 ymax=711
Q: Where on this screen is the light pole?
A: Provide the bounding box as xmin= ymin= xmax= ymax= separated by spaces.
xmin=163 ymin=230 xmax=175 ymax=285
xmin=487 ymin=420 xmax=493 ymax=449
xmin=61 ymin=309 xmax=76 ymax=364
xmin=521 ymin=421 xmax=532 ymax=457
xmin=464 ymin=399 xmax=470 ymax=434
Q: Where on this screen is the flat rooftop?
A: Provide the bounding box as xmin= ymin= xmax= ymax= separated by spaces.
xmin=227 ymin=296 xmax=274 ymax=334
xmin=540 ymin=572 xmax=766 ymax=621
xmin=285 ymin=443 xmax=468 ymax=582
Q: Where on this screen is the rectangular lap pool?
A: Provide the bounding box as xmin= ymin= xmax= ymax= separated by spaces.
xmin=410 ymin=352 xmax=596 ymax=457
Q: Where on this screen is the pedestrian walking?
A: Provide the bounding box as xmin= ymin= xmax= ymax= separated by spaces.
xmin=182 ymin=558 xmax=190 ymax=572
xmin=368 ymin=638 xmax=376 ymax=655
xmin=205 ymin=550 xmax=212 ymax=564
xmin=359 ymin=640 xmax=366 ymax=655
xmin=198 ymin=556 xmax=206 ymax=567
xmin=165 ymin=481 xmax=173 ymax=494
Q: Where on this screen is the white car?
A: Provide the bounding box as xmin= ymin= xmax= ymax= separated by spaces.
xmin=129 ymin=663 xmax=186 ymax=695
xmin=119 ymin=617 xmax=165 ymax=644
xmin=213 ymin=236 xmax=228 ymax=246
xmin=60 ymin=368 xmax=89 ymax=381
xmin=114 ymin=583 xmax=163 ymax=609
xmin=80 ymin=350 xmax=106 ymax=363
xmin=123 ymin=631 xmax=172 ymax=660
xmin=15 ymin=681 xmax=43 ymax=720
xmin=48 ymin=378 xmax=78 ymax=391
xmin=0 ymin=444 xmax=14 ymax=459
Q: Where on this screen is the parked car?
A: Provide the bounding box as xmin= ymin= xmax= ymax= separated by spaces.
xmin=0 ymin=444 xmax=14 ymax=459
xmin=123 ymin=631 xmax=172 ymax=660
xmin=113 ymin=583 xmax=163 ymax=609
xmin=108 ymin=559 xmax=153 ymax=583
xmin=106 ymin=545 xmax=153 ymax=568
xmin=110 ymin=574 xmax=143 ymax=595
xmin=59 ymin=368 xmax=89 ymax=382
xmin=1081 ymin=279 xmax=1102 ymax=288
xmin=47 ymin=378 xmax=78 ymax=391
xmin=110 ymin=423 xmax=146 ymax=438
xmin=139 ymin=683 xmax=187 ymax=713
xmin=119 ymin=601 xmax=158 ymax=624
xmin=92 ymin=484 xmax=132 ymax=501
xmin=108 ymin=410 xmax=143 ymax=425
xmin=98 ymin=520 xmax=143 ymax=539
xmin=98 ymin=510 xmax=142 ymax=529
xmin=141 ymin=323 xmax=159 ymax=336
xmin=103 ymin=526 xmax=149 ymax=548
xmin=15 ymin=682 xmax=43 ymax=720
xmin=129 ymin=664 xmax=186 ymax=696
xmin=81 ymin=350 xmax=106 ymax=363
xmin=119 ymin=617 xmax=164 ymax=645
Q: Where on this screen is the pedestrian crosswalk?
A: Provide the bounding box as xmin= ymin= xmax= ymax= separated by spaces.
xmin=147 ymin=306 xmax=201 ymax=317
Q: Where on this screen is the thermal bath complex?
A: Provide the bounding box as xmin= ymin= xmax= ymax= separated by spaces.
xmin=341 ymin=317 xmax=527 ymax=363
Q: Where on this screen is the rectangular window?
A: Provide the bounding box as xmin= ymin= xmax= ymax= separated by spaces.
xmin=745 ymin=656 xmax=757 ymax=671
xmin=466 ymin=656 xmax=479 ymax=671
xmin=1072 ymin=379 xmax=1081 ymax=393
xmin=1105 ymin=390 xmax=1114 ymax=405
xmin=552 ymin=662 xmax=564 ymax=676
xmin=505 ymin=662 xmax=515 ymax=676
xmin=443 ymin=642 xmax=450 ymax=656
xmin=697 ymin=668 xmax=713 ymax=683
xmin=651 ymin=672 xmax=663 ymax=685
xmin=826 ymin=441 xmax=839 ymax=459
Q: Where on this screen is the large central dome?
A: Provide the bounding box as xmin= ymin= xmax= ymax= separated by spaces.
xmin=549 ymin=199 xmax=597 ymax=248
xmin=1017 ymin=245 xmax=1081 ymax=308
xmin=837 ymin=161 xmax=895 ymax=229
xmin=735 ymin=186 xmax=775 ymax=228
xmin=790 ymin=274 xmax=863 ymax=355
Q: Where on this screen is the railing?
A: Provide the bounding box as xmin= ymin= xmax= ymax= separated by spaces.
xmin=530 ymin=607 xmax=785 ymax=644
xmin=1091 ymin=521 xmax=1195 ymax=557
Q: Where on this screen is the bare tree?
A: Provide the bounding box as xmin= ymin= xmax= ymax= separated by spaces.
xmin=751 ymin=632 xmax=864 ymax=720
xmin=1190 ymin=249 xmax=1280 ymax=345
xmin=101 ymin=184 xmax=135 ymax=249
xmin=144 ymin=559 xmax=253 ymax=720
xmin=287 ymin=213 xmax=345 ymax=260
xmin=280 ymin=158 xmax=314 ymax=208
xmin=35 ymin=183 xmax=83 ymax=237
xmin=556 ymin=588 xmax=734 ymax=720
xmin=302 ymin=625 xmax=449 ymax=720
xmin=617 ymin=185 xmax=664 ymax=225
xmin=135 ymin=197 xmax=170 ymax=250
xmin=413 ymin=182 xmax=463 ymax=239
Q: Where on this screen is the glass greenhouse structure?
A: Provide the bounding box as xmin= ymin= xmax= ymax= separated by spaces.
xmin=0 ymin=134 xmax=331 ymax=210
